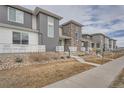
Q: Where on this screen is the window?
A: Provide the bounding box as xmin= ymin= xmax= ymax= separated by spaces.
xmin=22 ymin=33 xmax=28 ymax=44
xmin=13 ymin=32 xmax=21 ymax=44
xmin=75 ymin=32 xmax=78 ymax=40
xmin=8 ymin=7 xmax=24 ymax=24
xmin=76 ymin=32 xmax=80 ymax=40
xmin=48 ymin=16 xmax=54 ymax=38
xmin=96 ymin=43 xmax=100 ymax=48
xmin=13 ymin=32 xmax=28 ymax=45
xmin=16 ymin=10 xmax=24 ymax=23
xmin=91 ymin=43 xmax=94 ymax=48
xmin=81 ymin=42 xmax=84 ymax=46
xmin=8 ymin=7 xmax=16 ymax=22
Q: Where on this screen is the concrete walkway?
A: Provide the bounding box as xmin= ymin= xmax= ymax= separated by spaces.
xmin=71 ymin=56 xmax=101 ymax=66
xmin=44 ymin=56 xmax=124 ymax=88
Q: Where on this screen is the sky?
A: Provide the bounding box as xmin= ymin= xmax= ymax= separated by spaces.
xmin=23 ymin=5 xmax=124 ymax=47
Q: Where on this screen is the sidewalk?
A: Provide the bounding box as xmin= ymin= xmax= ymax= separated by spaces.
xmin=44 ymin=56 xmax=124 ymax=88
xmin=71 ymin=55 xmax=101 ymax=66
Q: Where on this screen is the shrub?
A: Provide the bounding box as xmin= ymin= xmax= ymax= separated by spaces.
xmin=96 ymin=48 xmax=101 ymax=54
xmin=29 ymin=52 xmax=66 ymax=62
xmin=78 ymin=52 xmax=85 ymax=56
xmin=29 ymin=53 xmax=50 ymax=62
xmin=60 ymin=56 xmax=65 ymax=59
xmin=15 ymin=57 xmax=23 ymax=63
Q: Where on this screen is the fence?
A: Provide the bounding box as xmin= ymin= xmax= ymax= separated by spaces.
xmin=69 ymin=46 xmax=77 ymax=52
xmin=0 ymin=43 xmax=46 ymax=53
xmin=56 ymin=46 xmax=64 ymax=52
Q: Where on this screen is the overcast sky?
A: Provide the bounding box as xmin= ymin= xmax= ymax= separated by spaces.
xmin=23 ymin=5 xmax=124 ymax=47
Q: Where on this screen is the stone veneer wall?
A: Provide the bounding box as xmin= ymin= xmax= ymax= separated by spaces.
xmin=62 ymin=23 xmax=82 ymax=51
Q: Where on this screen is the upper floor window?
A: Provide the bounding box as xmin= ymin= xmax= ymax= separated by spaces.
xmin=47 ymin=16 xmax=54 ymax=38
xmin=13 ymin=32 xmax=28 ymax=45
xmin=75 ymin=32 xmax=78 ymax=40
xmin=81 ymin=42 xmax=84 ymax=47
xmin=8 ymin=7 xmax=24 ymax=24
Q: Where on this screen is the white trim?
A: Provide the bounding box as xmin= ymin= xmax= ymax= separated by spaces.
xmin=0 ymin=23 xmax=38 ymax=33
xmin=0 ymin=26 xmax=38 ymax=46
xmin=12 ymin=31 xmax=29 ymax=45
xmin=16 ymin=9 xmax=24 ymax=24
xmin=47 ymin=16 xmax=54 ymax=38
xmin=8 ymin=7 xmax=24 ymax=24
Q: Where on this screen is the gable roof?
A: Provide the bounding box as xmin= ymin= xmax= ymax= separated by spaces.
xmin=34 ymin=7 xmax=63 ymax=20
xmin=7 ymin=5 xmax=63 ymax=20
xmin=82 ymin=34 xmax=92 ymax=37
xmin=110 ymin=38 xmax=117 ymax=41
xmin=61 ymin=20 xmax=83 ymax=27
xmin=92 ymin=33 xmax=110 ymax=39
xmin=7 ymin=5 xmax=33 ymax=14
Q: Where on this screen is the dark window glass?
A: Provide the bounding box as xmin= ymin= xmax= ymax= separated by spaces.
xmin=75 ymin=32 xmax=78 ymax=40
xmin=13 ymin=32 xmax=21 ymax=44
xmin=92 ymin=43 xmax=94 ymax=48
xmin=22 ymin=33 xmax=28 ymax=44
xmin=13 ymin=32 xmax=28 ymax=45
xmin=97 ymin=43 xmax=100 ymax=48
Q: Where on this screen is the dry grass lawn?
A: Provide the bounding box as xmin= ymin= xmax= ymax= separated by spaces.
xmin=83 ymin=52 xmax=124 ymax=65
xmin=83 ymin=55 xmax=111 ymax=64
xmin=0 ymin=61 xmax=94 ymax=88
xmin=110 ymin=68 xmax=124 ymax=88
xmin=104 ymin=53 xmax=124 ymax=59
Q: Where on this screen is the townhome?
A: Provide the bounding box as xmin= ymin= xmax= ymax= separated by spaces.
xmin=92 ymin=33 xmax=109 ymax=50
xmin=92 ymin=33 xmax=110 ymax=51
xmin=92 ymin=33 xmax=116 ymax=51
xmin=0 ymin=5 xmax=62 ymax=53
xmin=81 ymin=34 xmax=94 ymax=52
xmin=80 ymin=33 xmax=117 ymax=52
xmin=59 ymin=20 xmax=83 ymax=51
xmin=109 ymin=39 xmax=117 ymax=51
xmin=0 ymin=5 xmax=117 ymax=53
xmin=59 ymin=20 xmax=117 ymax=53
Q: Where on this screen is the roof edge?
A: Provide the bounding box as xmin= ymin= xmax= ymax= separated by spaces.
xmin=7 ymin=5 xmax=33 ymax=14
xmin=34 ymin=7 xmax=63 ymax=20
xmin=61 ymin=20 xmax=84 ymax=27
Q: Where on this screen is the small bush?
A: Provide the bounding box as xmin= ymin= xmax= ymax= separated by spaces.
xmin=29 ymin=52 xmax=66 ymax=62
xmin=60 ymin=56 xmax=65 ymax=59
xmin=78 ymin=52 xmax=85 ymax=56
xmin=29 ymin=53 xmax=50 ymax=62
xmin=15 ymin=57 xmax=23 ymax=63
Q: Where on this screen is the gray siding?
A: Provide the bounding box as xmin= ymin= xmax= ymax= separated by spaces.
xmin=37 ymin=13 xmax=59 ymax=51
xmin=0 ymin=5 xmax=32 ymax=29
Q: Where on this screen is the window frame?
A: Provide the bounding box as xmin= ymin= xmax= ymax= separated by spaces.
xmin=47 ymin=16 xmax=54 ymax=38
xmin=91 ymin=43 xmax=94 ymax=48
xmin=12 ymin=32 xmax=29 ymax=45
xmin=13 ymin=32 xmax=21 ymax=44
xmin=81 ymin=42 xmax=85 ymax=47
xmin=8 ymin=7 xmax=24 ymax=24
xmin=96 ymin=43 xmax=100 ymax=48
